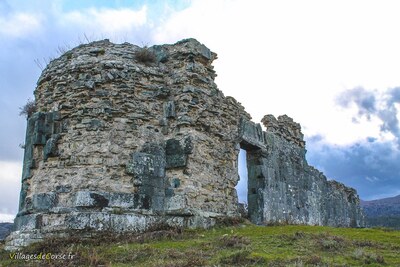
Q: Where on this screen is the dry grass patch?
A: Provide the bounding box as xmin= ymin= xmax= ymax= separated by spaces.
xmin=135 ymin=47 xmax=156 ymax=65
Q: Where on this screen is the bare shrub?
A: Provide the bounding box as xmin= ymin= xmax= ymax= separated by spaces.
xmin=304 ymin=255 xmax=322 ymax=265
xmin=314 ymin=233 xmax=347 ymax=252
xmin=115 ymin=246 xmax=156 ymax=264
xmin=353 ymin=239 xmax=381 ymax=248
xmin=135 ymin=47 xmax=156 ymax=65
xmin=376 ymin=254 xmax=386 ymax=264
xmin=353 ymin=248 xmax=365 ymax=260
xmin=218 ymin=234 xmax=251 ymax=248
xmin=352 ymin=248 xmax=385 ymax=264
xmin=219 ymin=249 xmax=265 ymax=266
xmin=85 ymin=248 xmax=107 ymax=266
xmin=19 ymin=99 xmax=36 ymax=118
xmin=216 ymin=216 xmax=245 ymax=226
xmin=320 ymin=239 xmax=341 ymax=251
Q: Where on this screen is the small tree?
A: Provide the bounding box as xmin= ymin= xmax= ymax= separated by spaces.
xmin=19 ymin=99 xmax=36 ymax=119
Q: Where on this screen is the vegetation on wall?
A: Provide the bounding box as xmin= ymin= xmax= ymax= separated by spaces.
xmin=134 ymin=46 xmax=156 ymax=65
xmin=19 ymin=99 xmax=36 ymax=119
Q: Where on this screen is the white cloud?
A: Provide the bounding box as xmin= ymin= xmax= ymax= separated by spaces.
xmin=0 ymin=161 xmax=22 ymax=184
xmin=61 ymin=6 xmax=148 ymax=36
xmin=0 ymin=213 xmax=15 ymax=223
xmin=0 ymin=12 xmax=42 ymax=38
xmin=365 ymin=176 xmax=380 ymax=183
xmin=0 ymin=161 xmax=22 ymax=216
xmin=152 ymin=0 xmax=400 ymax=145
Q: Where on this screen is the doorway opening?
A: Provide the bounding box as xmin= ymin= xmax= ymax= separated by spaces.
xmin=237 ymin=141 xmax=264 ymax=224
xmin=236 ymin=149 xmax=248 ymax=205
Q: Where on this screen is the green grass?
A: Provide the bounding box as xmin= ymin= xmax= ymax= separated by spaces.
xmin=1 ymin=223 xmax=399 ymax=266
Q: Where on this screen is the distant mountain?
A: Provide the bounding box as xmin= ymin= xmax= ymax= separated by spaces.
xmin=361 ymin=195 xmax=400 ymax=229
xmin=0 ymin=223 xmax=13 ymax=241
xmin=361 ymin=194 xmax=400 ymax=217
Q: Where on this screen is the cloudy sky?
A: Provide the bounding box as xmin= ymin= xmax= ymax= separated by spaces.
xmin=1 ymin=0 xmax=400 ymax=222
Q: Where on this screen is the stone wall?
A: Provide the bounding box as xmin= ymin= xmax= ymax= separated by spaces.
xmin=241 ymin=117 xmax=364 ymax=227
xmin=6 ymin=38 xmax=364 ymax=250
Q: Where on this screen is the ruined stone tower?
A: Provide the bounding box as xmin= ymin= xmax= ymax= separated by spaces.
xmin=6 ymin=39 xmax=364 ymax=250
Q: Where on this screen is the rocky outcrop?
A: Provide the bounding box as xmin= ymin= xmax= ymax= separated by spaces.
xmin=6 ymin=38 xmax=364 ymax=250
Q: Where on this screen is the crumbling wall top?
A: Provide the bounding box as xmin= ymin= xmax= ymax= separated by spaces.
xmin=261 ymin=114 xmax=305 ymax=148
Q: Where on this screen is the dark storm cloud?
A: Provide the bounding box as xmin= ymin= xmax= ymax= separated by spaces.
xmin=306 ymin=135 xmax=400 ymax=200
xmin=388 ymin=87 xmax=400 ymax=104
xmin=335 ymin=87 xmax=377 ymax=120
xmin=336 ymin=87 xmax=400 ymax=146
xmin=380 ymin=87 xmax=400 ymax=141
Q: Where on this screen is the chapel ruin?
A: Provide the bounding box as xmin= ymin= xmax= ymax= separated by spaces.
xmin=5 ymin=39 xmax=364 ymax=250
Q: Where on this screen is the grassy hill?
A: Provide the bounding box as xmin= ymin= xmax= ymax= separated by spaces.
xmin=0 ymin=223 xmax=13 ymax=242
xmin=1 ymin=222 xmax=399 ymax=266
xmin=362 ymin=195 xmax=400 ymax=229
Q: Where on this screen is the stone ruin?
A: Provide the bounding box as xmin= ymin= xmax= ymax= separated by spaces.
xmin=5 ymin=38 xmax=364 ymax=250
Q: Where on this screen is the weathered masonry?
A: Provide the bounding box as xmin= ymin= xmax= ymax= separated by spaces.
xmin=6 ymin=39 xmax=364 ymax=250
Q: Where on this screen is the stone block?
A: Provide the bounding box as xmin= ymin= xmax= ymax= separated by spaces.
xmin=166 ymin=138 xmax=190 ymax=169
xmin=152 ymin=196 xmax=165 ymax=211
xmin=32 ymin=192 xmax=58 ymax=211
xmin=66 ymin=212 xmax=90 ymax=230
xmin=111 ymin=214 xmax=147 ymax=232
xmin=55 ymin=185 xmax=72 ymax=193
xmin=166 ymin=195 xmax=186 ymax=211
xmin=163 ymin=101 xmax=176 ymax=118
xmin=86 ymin=119 xmax=104 ymax=131
xmin=177 ymin=115 xmax=192 ymax=125
xmin=40 ymin=214 xmax=67 ymax=232
xmin=89 ymin=212 xmax=111 ymax=231
xmin=31 ymin=113 xmax=46 ymax=145
xmin=74 ymin=191 xmax=109 ymax=208
xmin=165 ymin=188 xmax=174 ymax=197
xmin=164 ymin=216 xmax=186 ymax=228
xmin=150 ymin=45 xmax=169 ymax=63
xmin=108 ymin=193 xmax=135 ymax=208
xmin=18 ymin=181 xmax=29 ymax=211
xmin=43 ymin=134 xmax=60 ymax=160
xmin=172 ymin=178 xmax=181 ymax=188
xmin=127 ymin=152 xmax=165 ymax=178
xmin=133 ymin=193 xmax=151 ymax=209
xmin=240 ymin=119 xmax=264 ymax=149
xmin=153 ymin=86 xmax=170 ymax=98
xmin=159 ymin=117 xmax=168 ymax=126
xmin=166 ymin=154 xmax=186 ymax=169
xmin=14 ymin=214 xmax=38 ymax=231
